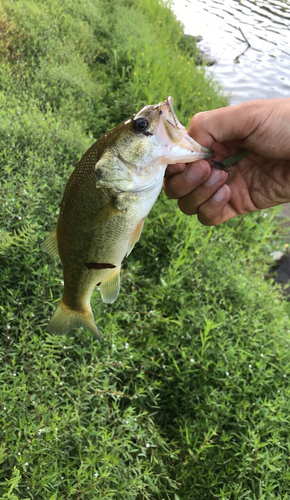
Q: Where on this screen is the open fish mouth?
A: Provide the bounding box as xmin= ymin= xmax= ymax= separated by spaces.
xmin=162 ymin=95 xmax=184 ymax=130
xmin=157 ymin=96 xmax=213 ymax=161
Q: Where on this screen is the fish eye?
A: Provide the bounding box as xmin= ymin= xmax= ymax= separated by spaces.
xmin=132 ymin=117 xmax=149 ymax=133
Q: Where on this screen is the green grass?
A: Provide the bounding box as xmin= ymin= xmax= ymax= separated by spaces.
xmin=1 ymin=0 xmax=290 ymax=498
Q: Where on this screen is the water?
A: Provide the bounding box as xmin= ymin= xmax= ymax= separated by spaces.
xmin=171 ymin=0 xmax=290 ymax=104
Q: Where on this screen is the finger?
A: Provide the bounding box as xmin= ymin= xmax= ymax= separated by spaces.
xmin=165 ymin=163 xmax=186 ymax=179
xmin=177 ymin=167 xmax=228 ymax=215
xmin=164 ymin=160 xmax=211 ymax=199
xmin=188 ymin=101 xmax=265 ymax=148
xmin=197 ymin=185 xmax=239 ymax=226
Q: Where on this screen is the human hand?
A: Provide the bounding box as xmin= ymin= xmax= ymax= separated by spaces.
xmin=164 ymin=98 xmax=290 ymax=225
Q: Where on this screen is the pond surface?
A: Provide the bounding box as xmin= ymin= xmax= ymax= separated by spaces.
xmin=171 ymin=0 xmax=290 ymax=104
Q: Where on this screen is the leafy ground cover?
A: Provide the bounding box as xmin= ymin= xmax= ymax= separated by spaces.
xmin=1 ymin=0 xmax=290 ymax=498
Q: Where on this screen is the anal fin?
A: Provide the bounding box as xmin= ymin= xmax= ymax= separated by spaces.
xmin=100 ymin=267 xmax=121 ymax=304
xmin=43 ymin=227 xmax=59 ymax=258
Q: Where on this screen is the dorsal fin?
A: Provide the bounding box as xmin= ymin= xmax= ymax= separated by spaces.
xmin=43 ymin=227 xmax=59 ymax=258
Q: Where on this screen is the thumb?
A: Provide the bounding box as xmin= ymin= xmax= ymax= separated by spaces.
xmin=188 ymin=101 xmax=267 ymax=149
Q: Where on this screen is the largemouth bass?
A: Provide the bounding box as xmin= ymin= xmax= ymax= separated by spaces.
xmin=44 ymin=96 xmax=212 ymax=340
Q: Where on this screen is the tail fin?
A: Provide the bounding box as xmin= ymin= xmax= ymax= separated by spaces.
xmin=47 ymin=298 xmax=102 ymax=342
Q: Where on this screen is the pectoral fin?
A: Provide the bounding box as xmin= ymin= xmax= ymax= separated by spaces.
xmin=43 ymin=227 xmax=59 ymax=258
xmin=84 ymin=200 xmax=125 ymax=233
xmin=100 ymin=267 xmax=121 ymax=304
xmin=126 ymin=217 xmax=145 ymax=256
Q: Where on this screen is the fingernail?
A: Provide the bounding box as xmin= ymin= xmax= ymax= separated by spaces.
xmin=205 ymin=168 xmax=225 ymax=186
xmin=212 ymin=185 xmax=229 ymax=203
xmin=186 ymin=161 xmax=208 ymax=182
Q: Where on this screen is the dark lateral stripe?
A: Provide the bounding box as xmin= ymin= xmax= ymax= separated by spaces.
xmin=85 ymin=262 xmax=116 ymax=270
